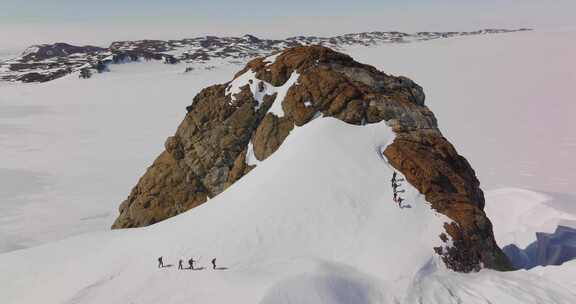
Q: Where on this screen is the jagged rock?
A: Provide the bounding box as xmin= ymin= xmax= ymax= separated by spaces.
xmin=112 ymin=45 xmax=512 ymax=272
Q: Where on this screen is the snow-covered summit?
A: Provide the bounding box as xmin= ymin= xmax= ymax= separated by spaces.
xmin=111 ymin=45 xmax=510 ymax=272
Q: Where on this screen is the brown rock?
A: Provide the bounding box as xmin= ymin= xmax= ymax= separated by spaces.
xmin=252 ymin=114 xmax=294 ymax=161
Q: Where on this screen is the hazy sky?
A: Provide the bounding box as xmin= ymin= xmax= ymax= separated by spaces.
xmin=1 ymin=0 xmax=575 ymax=50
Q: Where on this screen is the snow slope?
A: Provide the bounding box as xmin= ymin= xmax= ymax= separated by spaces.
xmin=0 ymin=62 xmax=239 ymax=252
xmin=2 ymin=117 xmax=575 ymax=304
xmin=1 ymin=117 xmax=449 ymax=304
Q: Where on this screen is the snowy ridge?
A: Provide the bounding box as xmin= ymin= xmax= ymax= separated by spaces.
xmin=0 ymin=118 xmax=452 ymax=303
xmin=2 ymin=117 xmax=574 ymax=303
xmin=0 ymin=28 xmax=529 ymax=83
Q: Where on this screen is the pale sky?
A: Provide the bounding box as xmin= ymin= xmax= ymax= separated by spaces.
xmin=1 ymin=0 xmax=575 ymax=50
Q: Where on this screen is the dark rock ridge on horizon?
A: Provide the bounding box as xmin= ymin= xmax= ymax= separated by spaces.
xmin=0 ymin=28 xmax=530 ymax=83
xmin=111 ymin=44 xmax=512 ymax=272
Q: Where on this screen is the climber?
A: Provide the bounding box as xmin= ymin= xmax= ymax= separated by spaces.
xmin=211 ymin=258 xmax=217 ymax=270
xmin=392 ymin=172 xmax=405 ymax=184
xmin=188 ymin=257 xmax=195 ymax=270
xmin=397 ymin=197 xmax=404 ymax=207
xmin=158 ymin=256 xmax=164 ymax=268
xmin=178 ymin=259 xmax=184 ymax=270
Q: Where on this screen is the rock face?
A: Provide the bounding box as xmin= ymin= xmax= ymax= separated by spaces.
xmin=112 ymin=45 xmax=512 ymax=272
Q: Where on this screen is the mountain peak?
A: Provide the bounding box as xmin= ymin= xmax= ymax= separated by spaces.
xmin=242 ymin=34 xmax=261 ymax=42
xmin=112 ymin=45 xmax=511 ymax=272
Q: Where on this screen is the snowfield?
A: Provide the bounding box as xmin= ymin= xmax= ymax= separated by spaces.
xmin=1 ymin=29 xmax=576 ymax=303
xmin=0 ymin=61 xmax=240 ymax=252
xmin=2 ymin=117 xmax=575 ymax=304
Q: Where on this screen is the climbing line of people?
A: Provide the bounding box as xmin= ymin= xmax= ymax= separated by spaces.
xmin=391 ymin=171 xmax=408 ymax=208
xmin=157 ymin=256 xmax=226 ymax=270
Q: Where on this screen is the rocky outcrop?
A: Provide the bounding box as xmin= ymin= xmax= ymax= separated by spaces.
xmin=112 ymin=45 xmax=512 ymax=272
xmin=20 ymin=43 xmax=105 ymax=61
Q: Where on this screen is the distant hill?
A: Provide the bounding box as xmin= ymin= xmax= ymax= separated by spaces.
xmin=0 ymin=28 xmax=530 ymax=83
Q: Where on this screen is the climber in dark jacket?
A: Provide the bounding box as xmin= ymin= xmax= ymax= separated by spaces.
xmin=158 ymin=256 xmax=164 ymax=268
xmin=178 ymin=259 xmax=184 ymax=270
xmin=188 ymin=258 xmax=195 ymax=270
xmin=397 ymin=197 xmax=404 ymax=207
xmin=211 ymin=258 xmax=217 ymax=270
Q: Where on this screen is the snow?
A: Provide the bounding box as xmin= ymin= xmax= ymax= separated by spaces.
xmin=225 ymin=68 xmax=301 ymax=117
xmin=0 ymin=117 xmax=456 ymax=304
xmin=408 ymin=260 xmax=576 ymax=304
xmin=502 ymin=226 xmax=576 ymax=270
xmin=0 ymin=61 xmax=240 ymax=253
xmin=263 ymin=52 xmax=281 ymax=65
xmin=0 ymin=48 xmax=21 ymax=65
xmin=267 ymin=70 xmax=300 ymax=117
xmin=225 ymin=69 xmax=277 ymax=110
xmin=485 ymin=188 xmax=576 ymax=269
xmin=1 ymin=29 xmax=576 ymax=303
xmin=225 ymin=69 xmax=257 ymax=104
xmin=245 ymin=141 xmax=261 ymax=166
xmin=485 ymin=188 xmax=576 ymax=249
xmin=532 ymin=260 xmax=576 ymax=291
